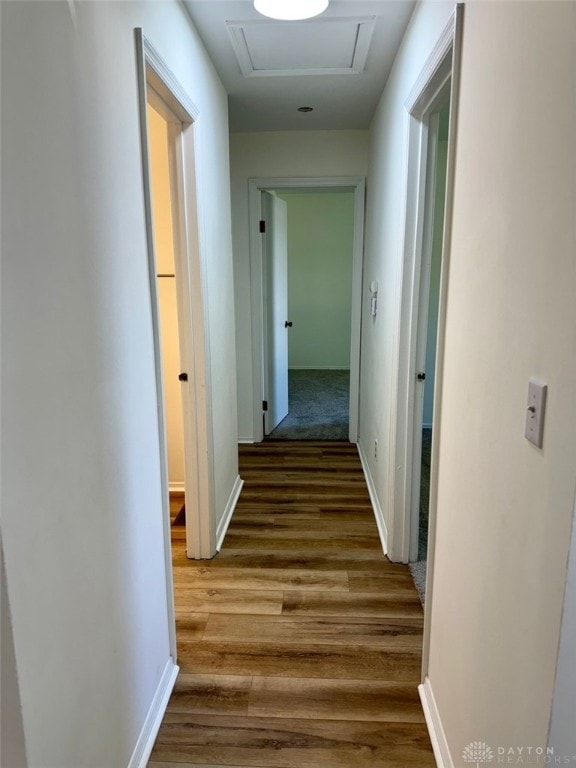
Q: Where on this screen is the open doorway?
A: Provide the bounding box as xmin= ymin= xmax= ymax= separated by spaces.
xmin=412 ymin=104 xmax=450 ymax=572
xmin=262 ymin=188 xmax=355 ymax=441
xmin=136 ymin=31 xmax=220 ymax=663
xmin=386 ymin=9 xmax=462 ymax=610
xmin=401 ymin=85 xmax=453 ymax=606
xmin=147 ymin=102 xmax=187 ymax=528
xmin=248 ymin=177 xmax=365 ymax=444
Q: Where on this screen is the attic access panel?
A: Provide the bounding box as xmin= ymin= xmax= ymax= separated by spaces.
xmin=227 ymin=17 xmax=376 ymax=77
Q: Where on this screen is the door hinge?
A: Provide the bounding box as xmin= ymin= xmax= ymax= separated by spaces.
xmin=262 ymin=400 xmax=268 ymax=412
xmin=259 ymin=220 xmax=266 ymax=234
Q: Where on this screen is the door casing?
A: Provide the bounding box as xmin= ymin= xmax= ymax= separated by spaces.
xmin=384 ymin=6 xmax=463 ymax=686
xmin=135 ymin=29 xmax=217 ymax=655
xmin=408 ymin=106 xmax=449 ymax=563
xmin=248 ymin=176 xmax=366 ymax=443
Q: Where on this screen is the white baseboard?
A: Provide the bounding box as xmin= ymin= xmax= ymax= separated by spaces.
xmin=238 ymin=438 xmax=255 ymax=444
xmin=169 ymin=482 xmax=185 ymax=493
xmin=127 ymin=657 xmax=179 ymax=768
xmin=216 ymin=474 xmax=244 ymax=551
xmin=356 ymin=441 xmax=388 ymax=555
xmin=419 ymin=677 xmax=453 ymax=768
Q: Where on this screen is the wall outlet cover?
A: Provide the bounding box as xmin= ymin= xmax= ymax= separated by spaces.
xmin=525 ymin=378 xmax=547 ymax=448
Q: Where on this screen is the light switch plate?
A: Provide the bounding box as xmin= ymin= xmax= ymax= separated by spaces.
xmin=525 ymin=378 xmax=547 ymax=448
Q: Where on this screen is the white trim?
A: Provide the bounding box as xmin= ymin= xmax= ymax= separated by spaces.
xmin=177 ymin=113 xmax=217 ymax=560
xmin=135 ymin=28 xmax=178 ymax=661
xmin=142 ymin=38 xmax=199 ymax=122
xmin=169 ymin=482 xmax=185 ymax=494
xmin=135 ymin=29 xmax=217 ymax=564
xmin=357 ymin=441 xmax=388 ymax=555
xmin=405 ymin=13 xmax=456 ymax=114
xmin=408 ymin=109 xmax=442 ymax=563
xmin=418 ymin=677 xmax=454 ymax=768
xmin=216 ymin=475 xmax=244 ymax=551
xmin=388 ymin=7 xmax=458 ymax=565
xmin=248 ymin=176 xmax=365 ymax=444
xmin=238 ymin=438 xmax=255 ymax=444
xmin=127 ymin=658 xmax=179 ymax=768
xmin=422 ymin=2 xmax=465 ymax=681
xmin=348 ymin=179 xmax=366 ymax=443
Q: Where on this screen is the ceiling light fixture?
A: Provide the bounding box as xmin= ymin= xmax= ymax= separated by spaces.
xmin=253 ymin=0 xmax=329 ymax=22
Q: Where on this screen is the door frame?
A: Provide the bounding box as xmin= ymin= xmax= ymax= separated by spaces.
xmin=135 ymin=29 xmax=216 ymax=652
xmin=407 ymin=107 xmax=448 ymax=562
xmin=386 ymin=5 xmax=463 ymax=693
xmin=388 ymin=8 xmax=461 ymax=562
xmin=248 ymin=176 xmax=366 ymax=443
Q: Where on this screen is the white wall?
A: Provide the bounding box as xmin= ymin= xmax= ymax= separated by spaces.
xmin=230 ymin=130 xmax=368 ymax=440
xmin=148 ymin=104 xmax=185 ymax=488
xmin=427 ymin=2 xmax=576 ymax=756
xmin=364 ymin=0 xmax=576 ymax=758
xmin=277 ymin=191 xmax=354 ymax=370
xmin=1 ymin=2 xmax=237 ymax=766
xmin=359 ymin=0 xmax=454 ymax=543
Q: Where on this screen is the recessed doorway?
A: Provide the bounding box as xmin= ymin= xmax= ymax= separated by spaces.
xmin=248 ymin=177 xmax=365 ymax=444
xmin=147 ymin=102 xmax=188 ymax=529
xmin=261 ymin=188 xmax=356 ymax=441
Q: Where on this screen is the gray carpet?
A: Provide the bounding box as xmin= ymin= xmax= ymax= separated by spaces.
xmin=268 ymin=369 xmax=350 ymax=441
xmin=419 ymin=428 xmax=432 ymax=560
xmin=410 ymin=427 xmax=432 ymax=605
xmin=409 ymin=560 xmax=427 ymax=606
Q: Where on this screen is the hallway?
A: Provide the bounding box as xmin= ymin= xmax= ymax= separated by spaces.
xmin=148 ymin=442 xmax=434 ymax=767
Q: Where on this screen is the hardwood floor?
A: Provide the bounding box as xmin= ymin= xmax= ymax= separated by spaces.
xmin=149 ymin=442 xmax=434 ymax=768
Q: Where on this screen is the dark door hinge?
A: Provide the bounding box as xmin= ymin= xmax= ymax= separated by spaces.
xmin=259 ymin=220 xmax=266 ymax=234
xmin=262 ymin=400 xmax=268 ymax=411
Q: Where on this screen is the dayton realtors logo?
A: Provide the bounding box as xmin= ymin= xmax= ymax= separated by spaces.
xmin=463 ymin=742 xmax=494 ymax=766
xmin=462 ymin=743 xmax=576 ymax=765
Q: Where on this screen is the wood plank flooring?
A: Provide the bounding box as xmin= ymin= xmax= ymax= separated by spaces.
xmin=149 ymin=442 xmax=434 ymax=768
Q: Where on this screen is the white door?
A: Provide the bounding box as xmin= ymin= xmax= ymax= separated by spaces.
xmin=262 ymin=191 xmax=289 ymax=434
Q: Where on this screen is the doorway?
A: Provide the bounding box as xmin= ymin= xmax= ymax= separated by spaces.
xmin=135 ymin=30 xmax=219 ymax=659
xmin=410 ymin=104 xmax=450 ymax=582
xmin=387 ymin=8 xmax=462 ymax=589
xmin=411 ymin=104 xmax=450 ymax=562
xmin=147 ymin=102 xmax=188 ymax=529
xmin=262 ymin=187 xmax=356 ymax=441
xmin=249 ymin=177 xmax=365 ymax=444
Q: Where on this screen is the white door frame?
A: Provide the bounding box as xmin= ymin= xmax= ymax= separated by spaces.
xmin=387 ymin=5 xmax=463 ymax=685
xmin=248 ymin=176 xmax=366 ymax=443
xmin=407 ymin=107 xmax=447 ymax=563
xmin=135 ymin=30 xmax=217 ymax=652
xmin=388 ymin=10 xmax=461 ymax=562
